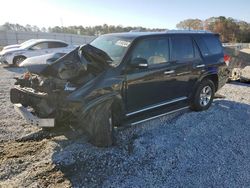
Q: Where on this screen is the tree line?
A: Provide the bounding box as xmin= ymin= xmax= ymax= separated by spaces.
xmin=1 ymin=16 xmax=250 ymax=42
xmin=0 ymin=22 xmax=165 ymax=36
xmin=176 ymin=16 xmax=250 ymax=42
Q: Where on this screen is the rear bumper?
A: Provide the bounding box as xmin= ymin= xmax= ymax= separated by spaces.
xmin=14 ymin=103 xmax=55 ymax=127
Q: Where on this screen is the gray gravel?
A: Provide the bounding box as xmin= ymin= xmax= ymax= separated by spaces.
xmin=0 ymin=65 xmax=250 ymax=187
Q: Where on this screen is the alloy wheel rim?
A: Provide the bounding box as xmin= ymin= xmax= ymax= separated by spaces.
xmin=199 ymin=85 xmax=212 ymax=107
xmin=16 ymin=58 xmax=24 ymax=66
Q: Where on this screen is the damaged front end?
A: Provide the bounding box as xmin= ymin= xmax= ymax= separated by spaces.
xmin=10 ymin=45 xmax=112 ymax=127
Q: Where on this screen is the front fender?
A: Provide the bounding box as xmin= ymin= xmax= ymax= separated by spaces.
xmin=81 ymin=91 xmax=122 ymax=115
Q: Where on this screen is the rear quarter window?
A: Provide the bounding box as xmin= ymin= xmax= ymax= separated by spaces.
xmin=195 ymin=35 xmax=223 ymax=56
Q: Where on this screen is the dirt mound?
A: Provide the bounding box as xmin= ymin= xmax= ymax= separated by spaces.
xmin=0 ymin=139 xmax=71 ymax=187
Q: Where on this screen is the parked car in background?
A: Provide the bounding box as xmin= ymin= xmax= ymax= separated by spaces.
xmin=10 ymin=31 xmax=230 ymax=147
xmin=2 ymin=39 xmax=36 ymax=51
xmin=0 ymin=39 xmax=76 ymax=66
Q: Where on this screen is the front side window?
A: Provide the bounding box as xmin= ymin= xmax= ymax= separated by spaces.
xmin=131 ymin=38 xmax=170 ymax=65
xmin=171 ymin=36 xmax=194 ymax=60
xmin=90 ymin=35 xmax=132 ymax=66
xmin=30 ymin=42 xmax=48 ymax=50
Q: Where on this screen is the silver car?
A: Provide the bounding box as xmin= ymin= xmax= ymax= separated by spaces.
xmin=0 ymin=39 xmax=75 ymax=66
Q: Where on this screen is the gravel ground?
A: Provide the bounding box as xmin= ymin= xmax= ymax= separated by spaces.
xmin=0 ymin=66 xmax=250 ymax=187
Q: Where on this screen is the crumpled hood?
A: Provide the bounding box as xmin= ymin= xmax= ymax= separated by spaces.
xmin=19 ymin=44 xmax=112 ymax=81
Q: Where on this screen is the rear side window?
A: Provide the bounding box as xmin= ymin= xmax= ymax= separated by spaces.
xmin=195 ymin=35 xmax=222 ymax=56
xmin=131 ymin=38 xmax=170 ymax=65
xmin=48 ymin=42 xmax=68 ymax=48
xmin=171 ymin=36 xmax=194 ymax=60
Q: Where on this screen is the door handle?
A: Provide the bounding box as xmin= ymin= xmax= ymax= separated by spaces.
xmin=164 ymin=70 xmax=175 ymax=75
xmin=196 ymin=64 xmax=205 ymax=68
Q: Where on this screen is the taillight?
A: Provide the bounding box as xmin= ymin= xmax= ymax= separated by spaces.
xmin=224 ymin=54 xmax=230 ymax=66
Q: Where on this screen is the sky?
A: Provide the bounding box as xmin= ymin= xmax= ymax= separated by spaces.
xmin=0 ymin=0 xmax=250 ymax=29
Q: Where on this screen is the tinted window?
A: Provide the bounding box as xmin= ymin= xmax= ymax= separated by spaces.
xmin=30 ymin=42 xmax=48 ymax=50
xmin=48 ymin=42 xmax=68 ymax=48
xmin=194 ymin=37 xmax=210 ymax=56
xmin=131 ymin=38 xmax=169 ymax=65
xmin=171 ymin=36 xmax=194 ymax=60
xmin=202 ymin=36 xmax=222 ymax=54
xmin=195 ymin=35 xmax=222 ymax=56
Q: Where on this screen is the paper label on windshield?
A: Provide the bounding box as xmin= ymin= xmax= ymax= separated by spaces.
xmin=115 ymin=40 xmax=130 ymax=47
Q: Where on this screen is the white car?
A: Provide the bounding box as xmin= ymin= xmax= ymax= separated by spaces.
xmin=2 ymin=39 xmax=36 ymax=51
xmin=0 ymin=39 xmax=76 ymax=66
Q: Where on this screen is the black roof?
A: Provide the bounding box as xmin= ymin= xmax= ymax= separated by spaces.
xmin=103 ymin=31 xmax=217 ymax=40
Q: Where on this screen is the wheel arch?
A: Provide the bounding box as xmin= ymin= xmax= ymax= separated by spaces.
xmin=13 ymin=55 xmax=27 ymax=64
xmin=81 ymin=92 xmax=125 ymax=121
xmin=201 ymin=74 xmax=218 ymax=92
xmin=190 ymin=73 xmax=218 ymax=100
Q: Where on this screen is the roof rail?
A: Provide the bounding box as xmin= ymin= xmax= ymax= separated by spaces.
xmin=165 ymin=30 xmax=212 ymax=34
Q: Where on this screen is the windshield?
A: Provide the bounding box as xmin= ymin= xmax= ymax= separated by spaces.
xmin=90 ymin=35 xmax=132 ymax=66
xmin=21 ymin=39 xmax=35 ymax=46
xmin=20 ymin=39 xmax=38 ymax=49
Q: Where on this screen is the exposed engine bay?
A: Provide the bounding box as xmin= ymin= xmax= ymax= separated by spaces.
xmin=10 ymin=44 xmax=112 ymax=121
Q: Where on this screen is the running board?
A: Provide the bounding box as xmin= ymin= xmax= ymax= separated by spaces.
xmin=130 ymin=106 xmax=189 ymax=126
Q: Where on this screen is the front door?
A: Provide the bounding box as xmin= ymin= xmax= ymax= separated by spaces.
xmin=125 ymin=37 xmax=182 ymax=114
xmin=26 ymin=42 xmax=49 ymax=58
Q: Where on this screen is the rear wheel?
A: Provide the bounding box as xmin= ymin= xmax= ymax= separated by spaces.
xmin=191 ymin=79 xmax=215 ymax=111
xmin=13 ymin=56 xmax=26 ymax=67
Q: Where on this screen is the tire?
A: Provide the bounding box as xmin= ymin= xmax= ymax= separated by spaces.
xmin=13 ymin=56 xmax=26 ymax=67
xmin=78 ymin=101 xmax=114 ymax=147
xmin=191 ymin=79 xmax=215 ymax=111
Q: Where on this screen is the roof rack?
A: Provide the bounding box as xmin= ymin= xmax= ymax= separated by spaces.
xmin=165 ymin=30 xmax=212 ymax=34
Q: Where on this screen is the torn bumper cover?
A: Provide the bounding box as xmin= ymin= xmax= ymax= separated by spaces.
xmin=14 ymin=103 xmax=55 ymax=127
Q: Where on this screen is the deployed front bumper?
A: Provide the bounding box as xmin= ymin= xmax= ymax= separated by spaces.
xmin=14 ymin=103 xmax=55 ymax=127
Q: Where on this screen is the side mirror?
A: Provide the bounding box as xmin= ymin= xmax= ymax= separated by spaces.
xmin=131 ymin=58 xmax=148 ymax=69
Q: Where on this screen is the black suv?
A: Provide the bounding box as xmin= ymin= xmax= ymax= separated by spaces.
xmin=10 ymin=31 xmax=229 ymax=147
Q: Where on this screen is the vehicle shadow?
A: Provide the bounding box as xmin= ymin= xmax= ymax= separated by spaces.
xmin=2 ymin=66 xmax=26 ymax=74
xmin=43 ymin=99 xmax=250 ymax=187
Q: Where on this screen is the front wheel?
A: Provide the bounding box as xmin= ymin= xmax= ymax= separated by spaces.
xmin=13 ymin=56 xmax=26 ymax=67
xmin=191 ymin=79 xmax=215 ymax=111
xmin=77 ymin=101 xmax=114 ymax=147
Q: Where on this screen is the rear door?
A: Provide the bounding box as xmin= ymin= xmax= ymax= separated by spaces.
xmin=169 ymin=35 xmax=199 ymax=97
